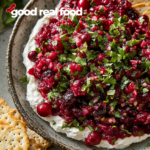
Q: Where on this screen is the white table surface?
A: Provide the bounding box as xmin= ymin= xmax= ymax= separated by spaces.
xmin=0 ymin=0 xmax=60 ymax=149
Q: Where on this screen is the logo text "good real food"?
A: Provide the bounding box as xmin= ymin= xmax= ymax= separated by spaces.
xmin=10 ymin=7 xmax=83 ymax=18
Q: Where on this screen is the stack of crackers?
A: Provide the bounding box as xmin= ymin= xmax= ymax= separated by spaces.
xmin=0 ymin=98 xmax=51 ymax=150
xmin=129 ymin=0 xmax=150 ymax=19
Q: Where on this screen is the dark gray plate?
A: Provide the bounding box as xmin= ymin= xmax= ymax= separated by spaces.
xmin=5 ymin=0 xmax=150 ymax=149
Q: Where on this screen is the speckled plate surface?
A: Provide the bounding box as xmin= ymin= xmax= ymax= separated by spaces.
xmin=5 ymin=0 xmax=150 ymax=149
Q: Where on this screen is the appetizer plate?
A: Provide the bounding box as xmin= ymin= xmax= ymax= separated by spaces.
xmin=6 ymin=0 xmax=150 ymax=149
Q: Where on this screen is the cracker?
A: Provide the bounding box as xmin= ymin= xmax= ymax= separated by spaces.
xmin=143 ymin=7 xmax=150 ymax=19
xmin=0 ymin=98 xmax=12 ymax=119
xmin=29 ymin=137 xmax=42 ymax=150
xmin=128 ymin=0 xmax=150 ymax=6
xmin=132 ymin=3 xmax=150 ymax=16
xmin=0 ymin=113 xmax=27 ymax=131
xmin=27 ymin=128 xmax=52 ymax=148
xmin=7 ymin=109 xmax=27 ymax=125
xmin=0 ymin=123 xmax=30 ymax=150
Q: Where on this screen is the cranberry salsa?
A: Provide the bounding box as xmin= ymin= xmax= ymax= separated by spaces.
xmin=27 ymin=0 xmax=150 ymax=146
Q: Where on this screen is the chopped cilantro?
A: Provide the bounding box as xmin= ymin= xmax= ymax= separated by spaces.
xmin=36 ymin=48 xmax=42 ymax=53
xmin=141 ymin=61 xmax=150 ymax=69
xmin=113 ymin=12 xmax=120 ymax=18
xmin=146 ymin=77 xmax=150 ymax=84
xmin=86 ymin=124 xmax=94 ymax=132
xmin=75 ymin=22 xmax=80 ymax=30
xmin=121 ymin=129 xmax=132 ymax=135
xmin=143 ymin=88 xmax=149 ymax=93
xmin=100 ymin=7 xmax=105 ymax=14
xmin=58 ymin=54 xmax=67 ymax=63
xmin=137 ymin=132 xmax=143 ymax=136
xmin=68 ymin=37 xmax=75 ymax=44
xmin=111 ymin=139 xmax=117 ymax=144
xmin=96 ymin=84 xmax=104 ymax=93
xmin=86 ymin=50 xmax=98 ymax=61
xmin=110 ymin=101 xmax=118 ymax=109
xmin=121 ymin=76 xmax=130 ymax=89
xmin=62 ymin=119 xmax=79 ymax=129
xmin=60 ymin=24 xmax=74 ymax=34
xmin=75 ymin=57 xmax=87 ymax=66
xmin=115 ymin=111 xmax=120 ymax=118
xmin=103 ymin=77 xmax=116 ymax=85
xmin=69 ymin=15 xmax=79 ymax=24
xmin=126 ymin=39 xmax=139 ymax=47
xmin=79 ymin=117 xmax=86 ymax=121
xmin=76 ymin=126 xmax=85 ymax=131
xmin=21 ymin=76 xmax=29 ymax=84
xmin=139 ymin=19 xmax=145 ymax=24
xmin=89 ymin=101 xmax=94 ymax=106
xmin=107 ymin=90 xmax=115 ymax=96
xmin=103 ymin=97 xmax=109 ymax=103
xmin=101 ymin=117 xmax=105 ymax=121
xmin=52 ymin=120 xmax=56 ymax=125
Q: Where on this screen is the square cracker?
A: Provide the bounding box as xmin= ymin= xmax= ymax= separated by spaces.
xmin=128 ymin=0 xmax=150 ymax=5
xmin=143 ymin=7 xmax=150 ymax=18
xmin=27 ymin=128 xmax=52 ymax=148
xmin=7 ymin=109 xmax=27 ymax=125
xmin=0 ymin=113 xmax=27 ymax=131
xmin=132 ymin=3 xmax=150 ymax=16
xmin=0 ymin=123 xmax=29 ymax=150
xmin=0 ymin=98 xmax=12 ymax=119
xmin=29 ymin=137 xmax=42 ymax=150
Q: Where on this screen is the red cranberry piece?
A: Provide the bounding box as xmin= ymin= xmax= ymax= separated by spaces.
xmin=37 ymin=102 xmax=52 ymax=117
xmin=101 ymin=0 xmax=109 ymax=5
xmin=64 ymin=115 xmax=75 ymax=124
xmin=85 ymin=132 xmax=101 ymax=146
xmin=49 ymin=18 xmax=58 ymax=23
xmin=78 ymin=0 xmax=90 ymax=10
xmin=28 ymin=51 xmax=37 ymax=61
xmin=120 ymin=115 xmax=130 ymax=126
xmin=63 ymin=89 xmax=76 ymax=106
xmin=48 ymin=52 xmax=57 ymax=61
xmin=28 ymin=68 xmax=34 ymax=75
xmin=82 ymin=105 xmax=93 ymax=116
xmin=92 ymin=0 xmax=102 ymax=6
xmin=72 ymin=107 xmax=83 ymax=118
xmin=127 ymin=9 xmax=138 ymax=20
xmin=81 ymin=33 xmax=91 ymax=44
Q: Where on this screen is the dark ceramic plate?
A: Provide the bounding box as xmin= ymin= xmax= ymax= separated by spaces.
xmin=6 ymin=0 xmax=150 ymax=149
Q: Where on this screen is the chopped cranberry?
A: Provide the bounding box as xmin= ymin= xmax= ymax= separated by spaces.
xmin=81 ymin=33 xmax=91 ymax=44
xmin=127 ymin=9 xmax=138 ymax=20
xmin=47 ymin=52 xmax=57 ymax=61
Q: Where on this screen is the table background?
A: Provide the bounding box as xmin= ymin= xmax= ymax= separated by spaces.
xmin=0 ymin=0 xmax=60 ymax=149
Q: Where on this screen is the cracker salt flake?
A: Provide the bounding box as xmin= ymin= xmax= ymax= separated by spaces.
xmin=0 ymin=123 xmax=29 ymax=150
xmin=0 ymin=113 xmax=27 ymax=131
xmin=29 ymin=137 xmax=42 ymax=150
xmin=128 ymin=0 xmax=150 ymax=6
xmin=132 ymin=3 xmax=150 ymax=16
xmin=27 ymin=128 xmax=52 ymax=148
xmin=0 ymin=98 xmax=12 ymax=119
